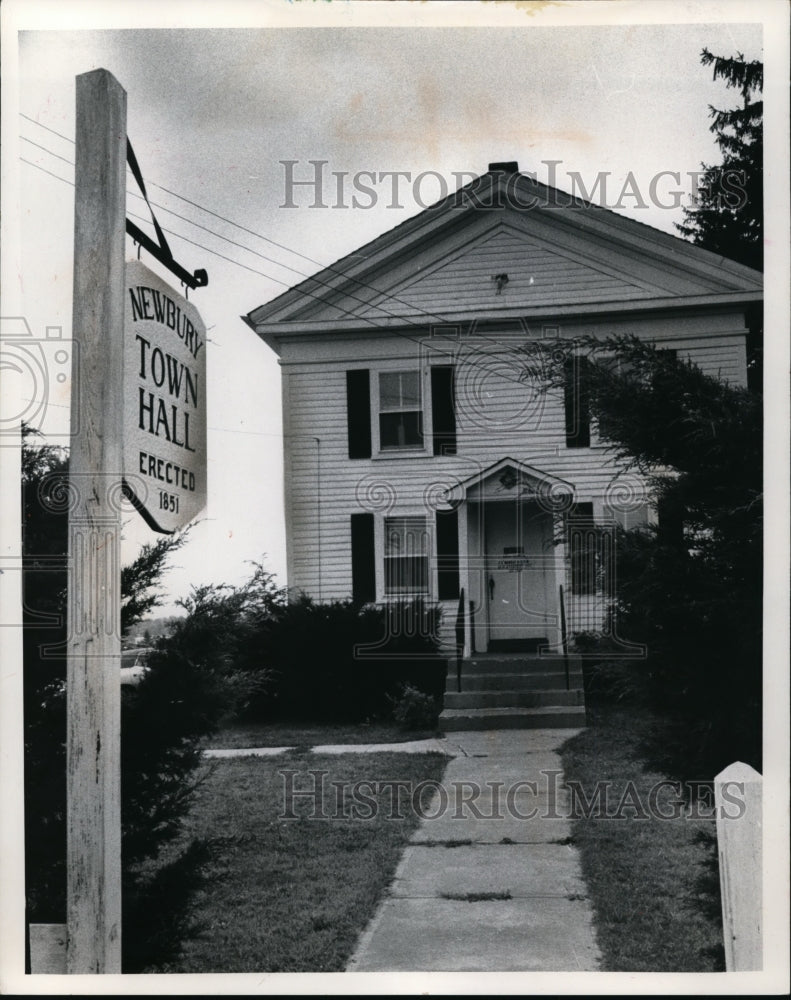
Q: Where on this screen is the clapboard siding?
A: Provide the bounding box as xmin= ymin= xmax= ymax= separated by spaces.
xmin=291 ymin=212 xmax=755 ymax=324
xmin=360 ymin=228 xmax=655 ymax=317
xmin=279 ymin=311 xmax=750 ymax=604
xmin=251 ymin=166 xmax=761 ymax=642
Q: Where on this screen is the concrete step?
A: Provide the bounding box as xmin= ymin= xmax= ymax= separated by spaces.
xmin=443 ymin=688 xmax=584 ymax=709
xmin=439 ymin=705 xmax=587 ymax=731
xmin=459 ymin=654 xmax=582 ymax=674
xmin=446 ymin=671 xmax=583 ymax=693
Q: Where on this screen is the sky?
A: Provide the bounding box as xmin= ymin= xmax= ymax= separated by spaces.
xmin=2 ymin=2 xmax=770 ymax=614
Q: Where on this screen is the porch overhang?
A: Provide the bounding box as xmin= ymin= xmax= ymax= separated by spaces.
xmin=447 ymin=457 xmax=574 ymax=507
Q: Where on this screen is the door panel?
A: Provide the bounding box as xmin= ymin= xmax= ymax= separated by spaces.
xmin=485 ymin=501 xmax=550 ymax=643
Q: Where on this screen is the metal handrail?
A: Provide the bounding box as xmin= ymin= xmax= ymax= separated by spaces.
xmin=455 ymin=587 xmax=465 ymax=693
xmin=559 ymin=583 xmax=570 ymax=691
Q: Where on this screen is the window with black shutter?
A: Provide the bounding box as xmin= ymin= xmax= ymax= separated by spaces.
xmin=431 ymin=365 xmax=457 ymax=455
xmin=435 ymin=507 xmax=460 ymax=599
xmin=346 ymin=369 xmax=372 ymax=459
xmin=350 ymin=512 xmax=376 ymax=603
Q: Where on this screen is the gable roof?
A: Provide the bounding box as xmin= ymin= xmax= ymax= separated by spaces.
xmin=245 ymin=163 xmax=762 ymax=350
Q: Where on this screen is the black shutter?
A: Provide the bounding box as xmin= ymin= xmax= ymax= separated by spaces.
xmin=564 ymin=356 xmax=590 ymax=449
xmin=657 ymin=492 xmax=684 ymax=548
xmin=436 ymin=508 xmax=460 ymax=600
xmin=569 ymin=502 xmax=596 ymax=595
xmin=346 ymin=369 xmax=371 ymax=459
xmin=431 ymin=365 xmax=457 ymax=455
xmin=351 ymin=513 xmax=376 ymax=603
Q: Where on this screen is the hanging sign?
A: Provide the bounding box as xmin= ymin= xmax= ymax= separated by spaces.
xmin=123 ymin=260 xmax=207 ymax=533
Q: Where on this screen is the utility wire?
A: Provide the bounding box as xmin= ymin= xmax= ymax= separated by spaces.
xmin=124 ymin=204 xmax=532 ymax=382
xmin=21 ymin=151 xmax=458 ymax=359
xmin=20 ymin=135 xmax=75 ymax=167
xmin=21 ymin=117 xmax=470 ymax=330
xmin=19 ymin=156 xmax=548 ymax=448
xmin=20 ymin=112 xmax=537 ymax=341
xmin=20 ymin=156 xmax=74 ymax=188
xmin=20 ymin=135 xmax=542 ymax=388
xmin=21 ymin=124 xmax=442 ymax=326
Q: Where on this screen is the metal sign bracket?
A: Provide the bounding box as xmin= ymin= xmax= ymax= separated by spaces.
xmin=126 ymin=139 xmax=208 ymax=291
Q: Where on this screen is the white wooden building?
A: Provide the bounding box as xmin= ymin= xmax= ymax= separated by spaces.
xmin=245 ymin=162 xmax=762 ymax=664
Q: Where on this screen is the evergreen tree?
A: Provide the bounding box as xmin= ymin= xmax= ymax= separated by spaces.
xmin=676 ymin=49 xmax=763 ymax=272
xmin=21 ymin=427 xmax=277 ymax=969
xmin=520 ymin=336 xmax=762 ymax=777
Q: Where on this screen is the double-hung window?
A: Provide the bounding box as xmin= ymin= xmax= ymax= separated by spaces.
xmin=378 ymin=371 xmax=423 ymax=450
xmin=346 ymin=366 xmax=456 ymax=458
xmin=384 ymin=516 xmax=429 ymax=595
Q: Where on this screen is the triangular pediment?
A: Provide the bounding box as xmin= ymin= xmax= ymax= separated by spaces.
xmin=246 ymin=167 xmax=762 ymax=343
xmin=355 ymin=220 xmax=660 ymax=320
xmin=451 ymin=457 xmax=574 ymax=505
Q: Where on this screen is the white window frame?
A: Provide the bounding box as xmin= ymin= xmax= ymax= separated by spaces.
xmin=372 ymin=364 xmax=433 ymax=457
xmin=375 ymin=512 xmax=434 ymax=601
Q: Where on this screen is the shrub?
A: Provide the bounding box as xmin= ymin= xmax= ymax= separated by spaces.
xmin=119 ymin=567 xmax=285 ymax=968
xmin=390 ymin=683 xmax=439 ymax=731
xmin=21 ymin=430 xmax=285 ymax=969
xmin=521 ymin=337 xmax=762 ymax=779
xmin=244 ymin=596 xmax=446 ymax=723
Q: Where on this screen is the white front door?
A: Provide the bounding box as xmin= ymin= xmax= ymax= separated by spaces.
xmin=485 ymin=501 xmax=551 ymax=646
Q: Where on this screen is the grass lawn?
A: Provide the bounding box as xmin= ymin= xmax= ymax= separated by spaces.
xmin=560 ymin=705 xmax=725 ymax=972
xmin=150 ymin=749 xmax=449 ymax=972
xmin=204 ymin=719 xmax=439 ymax=750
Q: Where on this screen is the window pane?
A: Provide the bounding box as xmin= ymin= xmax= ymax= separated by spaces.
xmin=379 ymin=370 xmax=421 ymax=410
xmin=379 ymin=372 xmax=402 ymax=409
xmin=603 ymin=503 xmax=650 ymax=531
xmin=398 ymin=371 xmax=421 ymax=408
xmin=385 ymin=556 xmax=428 ymax=595
xmin=385 ymin=517 xmax=428 ymax=555
xmin=379 ymin=411 xmax=423 ymax=449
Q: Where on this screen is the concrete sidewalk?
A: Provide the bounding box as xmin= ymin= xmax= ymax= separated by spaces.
xmin=346 ymin=729 xmax=602 ymax=973
xmin=203 ymin=736 xmax=453 ymax=758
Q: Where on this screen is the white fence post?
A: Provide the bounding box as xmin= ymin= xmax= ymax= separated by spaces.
xmin=714 ymin=761 xmax=762 ymax=971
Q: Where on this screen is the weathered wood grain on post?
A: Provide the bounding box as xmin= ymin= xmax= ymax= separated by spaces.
xmin=66 ymin=68 xmax=127 ymax=974
xmin=715 ymin=761 xmax=762 ymax=971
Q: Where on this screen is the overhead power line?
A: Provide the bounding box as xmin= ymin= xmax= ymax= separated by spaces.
xmin=21 ymin=114 xmax=463 ymax=329
xmin=20 ymin=112 xmax=509 ymax=329
xmin=19 ymin=120 xmax=540 ymax=389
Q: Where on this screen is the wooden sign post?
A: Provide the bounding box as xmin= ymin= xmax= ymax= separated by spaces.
xmin=66 ymin=67 xmax=127 ymax=974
